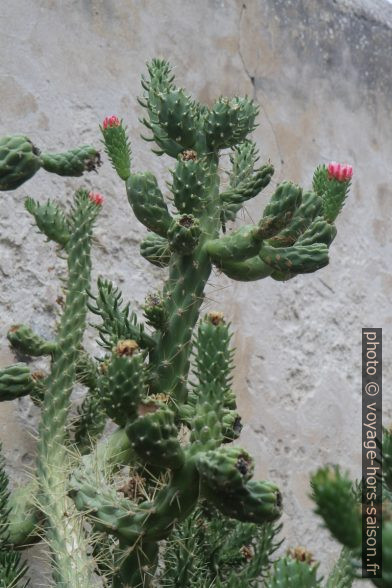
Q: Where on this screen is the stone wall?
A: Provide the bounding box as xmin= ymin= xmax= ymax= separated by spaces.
xmin=1 ymin=0 xmax=391 ymax=584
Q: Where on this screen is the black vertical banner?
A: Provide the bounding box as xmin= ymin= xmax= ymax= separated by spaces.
xmin=362 ymin=328 xmax=382 ymax=579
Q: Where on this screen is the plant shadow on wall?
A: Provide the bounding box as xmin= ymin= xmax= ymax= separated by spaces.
xmin=0 ymin=58 xmax=383 ymax=588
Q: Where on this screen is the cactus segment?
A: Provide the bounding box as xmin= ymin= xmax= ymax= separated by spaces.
xmin=0 ymin=444 xmax=30 ymax=586
xmin=152 ymin=88 xmax=199 ymax=149
xmin=7 ymin=324 xmax=57 ymax=357
xmin=170 ymin=156 xmax=210 ymax=214
xmin=100 ymin=117 xmax=131 ymax=180
xmin=229 ymin=140 xmax=260 ymax=187
xmin=143 ymin=292 xmax=168 ymax=330
xmin=265 ymin=555 xmax=321 ymax=588
xmin=268 ymin=191 xmax=323 ymax=247
xmin=140 ymin=232 xmax=171 ymax=267
xmin=246 ymin=182 xmax=305 ymax=241
xmin=40 ymin=145 xmax=101 ymax=176
xmin=35 ymin=190 xmax=101 ymax=586
xmin=71 ymin=457 xmax=200 ymax=544
xmin=221 ymin=140 xmax=261 ymax=224
xmin=191 ymin=311 xmax=239 ymax=440
xmin=263 ymin=181 xmax=302 ymax=219
xmin=313 ymin=164 xmax=351 ymax=223
xmin=6 ymin=480 xmax=41 ymax=547
xmin=204 ymin=97 xmax=259 ymax=150
xmin=88 ymin=277 xmax=155 ymax=350
xmin=126 ymin=403 xmax=185 ymax=470
xmin=99 ymin=340 xmax=148 ymax=427
xmin=212 ymin=479 xmax=283 ymax=524
xmin=220 ymin=163 xmax=274 ymax=206
xmin=221 ymin=409 xmax=243 ymax=443
xmin=149 ymin=156 xmax=220 ymax=403
xmin=197 ymin=446 xmax=254 ymax=493
xmin=205 ymin=224 xmax=264 ymax=264
xmin=140 ymin=59 xmax=185 ymax=158
xmin=25 ymin=197 xmax=70 ymax=247
xmin=217 ymin=255 xmax=273 ymax=282
xmin=197 ymin=447 xmax=282 ymax=524
xmin=74 ymin=386 xmax=106 ymax=454
xmin=126 ymin=171 xmax=172 ymax=237
xmin=167 ymin=214 xmax=201 ymax=254
xmin=260 ymin=243 xmax=329 ymax=274
xmin=113 ymin=539 xmax=159 ymax=588
xmin=383 ymin=427 xmax=392 ymax=494
xmin=296 ymin=217 xmax=337 ymax=247
xmin=189 ymin=384 xmax=225 ymax=451
xmin=311 ymin=466 xmax=361 ymax=550
xmin=193 ymin=312 xmax=234 ymax=398
xmin=325 ymin=546 xmax=355 ymax=588
xmin=0 ymin=134 xmax=41 ymax=190
xmin=142 ymin=59 xmax=175 ymax=95
xmin=372 ymin=521 xmax=392 ymax=587
xmin=0 ymin=363 xmax=44 ymax=402
xmin=73 ymin=354 xmax=106 ymax=453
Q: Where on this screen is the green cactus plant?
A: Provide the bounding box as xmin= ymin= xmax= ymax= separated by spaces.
xmin=0 ymin=134 xmax=101 ymax=190
xmin=0 ymin=58 xmax=355 ymax=587
xmin=0 ymin=442 xmax=30 ymax=586
xmin=310 ymin=427 xmax=392 ymax=587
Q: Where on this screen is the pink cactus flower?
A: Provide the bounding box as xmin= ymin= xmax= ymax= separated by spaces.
xmin=102 ymin=115 xmax=120 ymax=130
xmin=88 ymin=192 xmax=104 ymax=206
xmin=327 ymin=162 xmax=353 ymax=182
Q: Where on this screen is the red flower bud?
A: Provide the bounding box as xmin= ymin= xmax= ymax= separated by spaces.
xmin=88 ymin=192 xmax=104 ymax=206
xmin=102 ymin=115 xmax=121 ymax=130
xmin=327 ymin=162 xmax=353 ymax=182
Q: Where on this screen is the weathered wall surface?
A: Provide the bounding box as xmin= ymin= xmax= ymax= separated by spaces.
xmin=0 ymin=0 xmax=391 ymax=585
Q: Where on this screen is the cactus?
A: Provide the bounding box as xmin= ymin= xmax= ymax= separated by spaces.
xmin=0 ymin=59 xmax=354 ymax=587
xmin=265 ymin=552 xmax=321 ymax=588
xmin=0 ymin=443 xmax=30 ymax=587
xmin=311 ymin=428 xmax=392 ymax=588
xmin=0 ymin=134 xmax=101 ymax=190
xmin=34 ymin=190 xmax=103 ymax=585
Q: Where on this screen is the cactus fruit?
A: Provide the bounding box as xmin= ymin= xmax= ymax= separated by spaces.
xmin=0 ymin=58 xmax=354 ymax=587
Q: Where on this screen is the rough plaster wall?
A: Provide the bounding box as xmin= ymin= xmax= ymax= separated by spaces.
xmin=0 ymin=0 xmax=391 ymax=585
